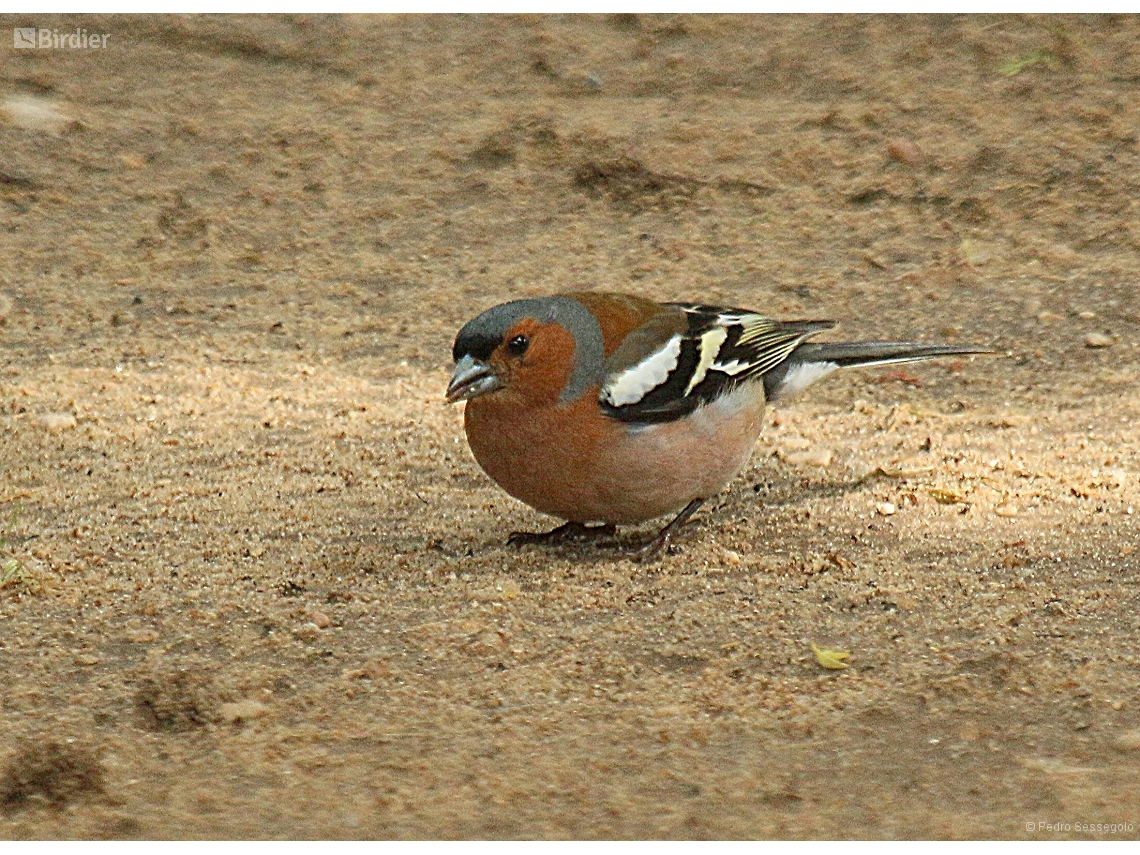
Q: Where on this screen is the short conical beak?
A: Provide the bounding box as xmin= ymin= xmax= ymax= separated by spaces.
xmin=446 ymin=354 xmax=501 ymax=403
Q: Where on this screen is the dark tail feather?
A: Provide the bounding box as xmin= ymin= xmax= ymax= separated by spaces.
xmin=764 ymin=341 xmax=990 ymax=401
xmin=794 ymin=340 xmax=989 ymax=368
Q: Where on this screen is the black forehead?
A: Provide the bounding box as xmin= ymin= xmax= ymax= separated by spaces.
xmin=452 ymin=331 xmax=503 ymax=362
xmin=452 ymin=298 xmax=549 ymax=362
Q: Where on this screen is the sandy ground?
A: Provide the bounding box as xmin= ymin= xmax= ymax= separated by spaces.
xmin=2 ymin=13 xmax=1140 ymax=840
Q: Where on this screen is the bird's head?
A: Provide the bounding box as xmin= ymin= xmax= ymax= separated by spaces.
xmin=446 ymin=296 xmax=604 ymax=407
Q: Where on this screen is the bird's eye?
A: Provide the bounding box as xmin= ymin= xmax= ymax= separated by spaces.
xmin=506 ymin=335 xmax=529 ymax=357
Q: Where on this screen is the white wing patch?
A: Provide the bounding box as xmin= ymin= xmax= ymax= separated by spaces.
xmin=710 ymin=358 xmax=751 ymax=376
xmin=684 ymin=326 xmax=728 ymax=394
xmin=601 ymin=335 xmax=683 ymax=407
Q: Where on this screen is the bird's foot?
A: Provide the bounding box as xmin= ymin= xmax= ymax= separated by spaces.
xmin=508 ymin=521 xmax=616 ymax=547
xmin=619 ymin=497 xmax=705 ymax=562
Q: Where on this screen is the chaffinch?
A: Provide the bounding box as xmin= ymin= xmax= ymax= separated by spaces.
xmin=447 ymin=291 xmax=985 ymax=557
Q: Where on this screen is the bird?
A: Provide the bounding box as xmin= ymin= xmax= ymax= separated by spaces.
xmin=446 ymin=291 xmax=986 ymax=558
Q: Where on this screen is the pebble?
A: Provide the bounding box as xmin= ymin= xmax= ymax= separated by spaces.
xmin=1103 ymin=469 xmax=1127 ymax=488
xmin=475 ymin=629 xmax=504 ymax=649
xmin=886 ymin=138 xmax=925 ymax=166
xmin=309 ymin=611 xmax=331 ymax=629
xmin=1085 ymin=332 xmax=1114 ymax=349
xmin=219 ymin=700 xmax=271 ymax=723
xmin=1078 ymin=310 xmax=1097 ymax=320
xmin=74 ymin=654 xmax=100 ymax=666
xmin=41 ymin=413 xmax=77 ymax=431
xmin=958 ymin=723 xmax=980 ymax=742
xmin=783 ymin=448 xmax=833 ymax=467
xmin=779 ymin=436 xmax=812 ymax=451
xmin=960 ymin=239 xmax=991 ymax=265
xmin=1036 ymin=310 xmax=1062 ymax=324
xmin=2 ymin=95 xmax=73 ymax=134
xmin=994 ymin=504 xmax=1018 ymax=518
xmin=875 ymin=501 xmax=897 ymax=516
xmin=342 ymin=659 xmax=391 ymax=680
xmin=1115 ymin=730 xmax=1140 ymax=750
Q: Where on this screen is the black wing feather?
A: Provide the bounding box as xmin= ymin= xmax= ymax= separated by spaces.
xmin=599 ymin=303 xmax=834 ymax=425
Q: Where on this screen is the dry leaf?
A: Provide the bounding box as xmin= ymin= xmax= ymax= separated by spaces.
xmin=811 ymin=642 xmax=850 ymax=670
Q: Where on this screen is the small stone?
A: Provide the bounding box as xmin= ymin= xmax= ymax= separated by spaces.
xmin=886 ymin=138 xmax=925 ymax=166
xmin=310 ymin=611 xmax=331 ymax=629
xmin=466 ymin=629 xmax=505 ymax=656
xmin=960 ymin=239 xmax=991 ymax=265
xmin=994 ymin=504 xmax=1018 ymax=518
xmin=875 ymin=501 xmax=897 ymax=516
xmin=1115 ymin=730 xmax=1140 ymax=750
xmin=2 ymin=95 xmax=73 ymax=134
xmin=1085 ymin=332 xmax=1114 ymax=349
xmin=1103 ymin=469 xmax=1127 ymax=489
xmin=40 ymin=413 xmax=77 ymax=431
xmin=784 ymin=448 xmax=833 ymax=467
xmin=779 ymin=436 xmax=812 ymax=451
xmin=343 ymin=659 xmax=390 ymax=680
xmin=364 ymin=659 xmax=391 ymax=678
xmin=219 ymin=700 xmax=270 ymax=723
xmin=74 ymin=654 xmax=100 ymax=666
xmin=294 ymin=622 xmax=321 ymax=642
xmin=1037 ymin=311 xmax=1063 ymax=324
xmin=958 ymin=723 xmax=980 ymax=742
xmin=1078 ymin=310 xmax=1097 ymax=320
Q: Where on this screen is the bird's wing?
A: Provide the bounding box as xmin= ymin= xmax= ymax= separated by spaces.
xmin=599 ymin=302 xmax=835 ymax=424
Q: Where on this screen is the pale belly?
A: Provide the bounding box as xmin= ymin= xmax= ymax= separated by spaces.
xmin=465 ymin=384 xmax=768 ymax=525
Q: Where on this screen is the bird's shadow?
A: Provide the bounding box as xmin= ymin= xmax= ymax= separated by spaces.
xmin=740 ymin=461 xmax=892 ymax=508
xmin=476 ymin=461 xmax=893 ymax=566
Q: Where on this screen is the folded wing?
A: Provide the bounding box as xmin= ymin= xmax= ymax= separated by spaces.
xmin=600 ymin=303 xmax=835 ymax=424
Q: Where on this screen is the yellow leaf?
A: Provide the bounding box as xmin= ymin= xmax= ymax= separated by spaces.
xmin=811 ymin=642 xmax=850 ymax=670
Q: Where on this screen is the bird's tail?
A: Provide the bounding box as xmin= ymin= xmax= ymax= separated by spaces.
xmin=763 ymin=340 xmax=990 ymax=402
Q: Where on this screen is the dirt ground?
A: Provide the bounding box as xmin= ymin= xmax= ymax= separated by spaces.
xmin=1 ymin=13 xmax=1139 ymax=840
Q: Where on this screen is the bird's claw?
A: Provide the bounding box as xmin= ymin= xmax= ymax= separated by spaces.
xmin=619 ymin=497 xmax=705 ymax=562
xmin=620 ymin=530 xmax=683 ymax=562
xmin=507 ymin=522 xmax=616 ymax=547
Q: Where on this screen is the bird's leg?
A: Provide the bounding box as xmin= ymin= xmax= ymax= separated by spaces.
xmin=508 ymin=521 xmax=617 ymax=547
xmin=626 ymin=498 xmax=705 ymax=561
